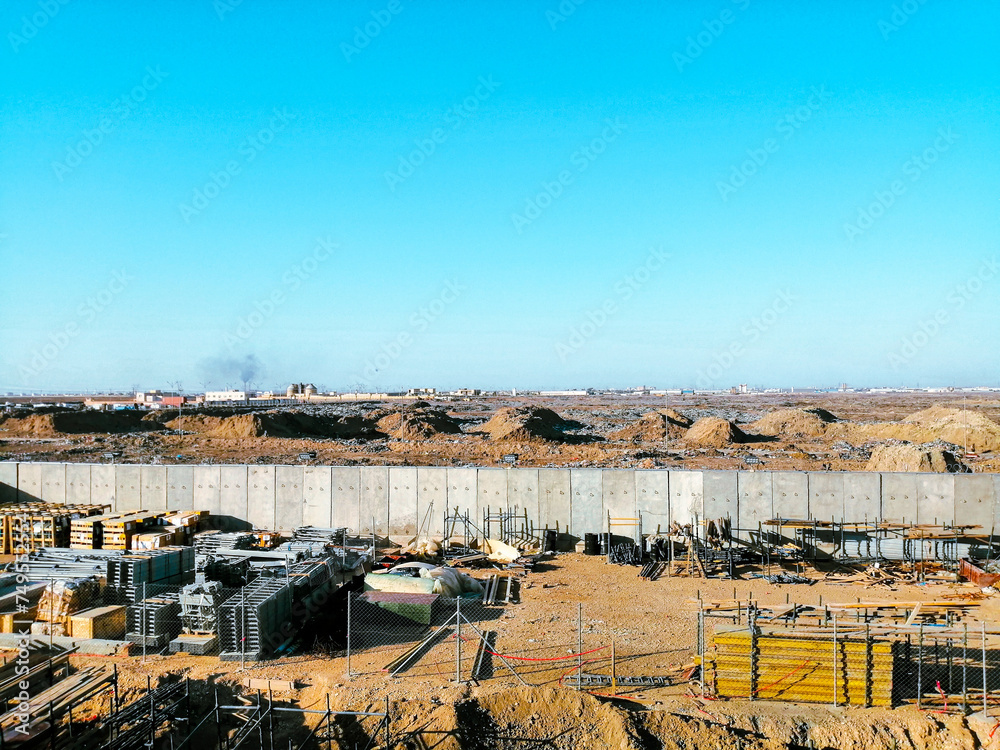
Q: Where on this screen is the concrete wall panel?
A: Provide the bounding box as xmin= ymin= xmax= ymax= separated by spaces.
xmin=916 ymin=474 xmax=954 ymax=525
xmin=808 ymin=473 xmax=842 ymax=522
xmin=41 ymin=463 xmax=66 ymax=504
xmin=90 ymin=465 xmax=116 ymax=509
xmin=603 ymin=470 xmax=636 ymax=538
xmin=635 ymin=471 xmax=669 ymax=534
xmin=445 ymin=468 xmax=478 ymax=528
xmin=66 ymin=464 xmax=91 ymax=505
xmin=359 ymin=466 xmax=389 ymax=535
xmin=0 ymin=463 xmax=18 ymax=505
xmin=140 ymin=465 xmax=167 ymax=510
xmin=880 ymin=473 xmax=918 ymax=523
xmin=302 ymin=466 xmax=332 ymax=528
xmin=17 ymin=463 xmax=42 ymax=503
xmin=388 ymin=467 xmax=418 ymax=537
xmin=166 ymin=466 xmax=194 ymax=512
xmin=507 ymin=469 xmax=539 ymax=527
xmin=220 ymin=466 xmax=248 ymax=521
xmin=772 ymin=472 xmax=808 ymax=519
xmin=477 ymin=469 xmax=508 ymax=529
xmin=703 ymin=471 xmax=738 ymax=524
xmin=193 ymin=466 xmax=222 ymax=518
xmin=570 ymin=469 xmax=603 ymax=535
xmin=737 ymin=472 xmax=771 ymax=531
xmin=417 ymin=467 xmax=447 ymax=536
xmin=247 ymin=466 xmax=275 ymax=529
xmin=538 ymin=469 xmax=572 ymax=534
xmin=274 ymin=466 xmax=303 ymax=531
xmin=332 ymin=467 xmax=359 ymax=532
xmin=116 ymin=466 xmax=141 ymax=512
xmin=843 ymin=473 xmax=881 ymax=521
xmin=953 ymin=474 xmax=995 ymax=529
xmin=670 ymin=471 xmax=703 ymax=527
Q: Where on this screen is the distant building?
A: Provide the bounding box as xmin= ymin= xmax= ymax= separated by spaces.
xmin=406 ymin=388 xmax=437 ymax=398
xmin=539 ymin=390 xmax=592 ymax=397
xmin=204 ymin=390 xmax=248 ymax=403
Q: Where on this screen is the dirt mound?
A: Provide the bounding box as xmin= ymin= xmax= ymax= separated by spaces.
xmin=609 ymin=409 xmax=692 ymax=442
xmin=166 ymin=411 xmax=378 ymax=439
xmin=0 ymin=410 xmax=156 ymax=436
xmin=901 ymin=406 xmax=1000 ymax=452
xmin=682 ymin=417 xmax=749 ymax=447
xmin=376 ymin=409 xmax=462 ymax=439
xmin=479 ymin=407 xmax=583 ymax=442
xmin=865 ymin=443 xmax=969 ymax=473
xmin=749 ymin=408 xmax=836 ymax=438
xmin=828 ymin=406 xmax=1000 ymax=454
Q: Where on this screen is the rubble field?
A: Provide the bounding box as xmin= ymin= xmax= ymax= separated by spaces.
xmin=2 ymin=392 xmax=999 ymax=473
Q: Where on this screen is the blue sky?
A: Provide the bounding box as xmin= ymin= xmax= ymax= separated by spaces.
xmin=1 ymin=0 xmax=997 ymax=393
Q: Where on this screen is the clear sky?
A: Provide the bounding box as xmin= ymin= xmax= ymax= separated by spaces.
xmin=1 ymin=0 xmax=998 ymax=393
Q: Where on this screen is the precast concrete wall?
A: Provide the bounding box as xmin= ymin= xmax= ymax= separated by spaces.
xmin=1 ymin=463 xmax=997 ymax=540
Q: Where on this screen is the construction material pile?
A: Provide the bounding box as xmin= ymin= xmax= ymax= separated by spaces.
xmin=13 ymin=547 xmax=124 ymax=580
xmin=291 ymin=526 xmax=347 ymax=545
xmin=106 ymin=546 xmax=196 ymax=602
xmin=3 ymin=502 xmax=110 ymax=552
xmin=194 ymin=530 xmax=256 ymax=555
xmin=37 ymin=577 xmax=102 ymax=627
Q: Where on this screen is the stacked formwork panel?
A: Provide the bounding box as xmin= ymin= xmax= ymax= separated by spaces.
xmin=218 ymin=578 xmax=293 ymax=661
xmin=106 ymin=546 xmax=195 ymax=603
xmin=127 ymin=593 xmax=182 ymax=647
xmin=705 ymin=627 xmax=899 ymax=706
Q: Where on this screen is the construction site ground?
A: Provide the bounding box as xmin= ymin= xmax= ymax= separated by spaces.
xmin=3 ymin=392 xmax=1000 ymax=473
xmin=57 ymin=552 xmax=1000 ymax=749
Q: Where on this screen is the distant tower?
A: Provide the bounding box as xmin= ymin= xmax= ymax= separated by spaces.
xmin=304 ymin=384 xmax=318 ymax=397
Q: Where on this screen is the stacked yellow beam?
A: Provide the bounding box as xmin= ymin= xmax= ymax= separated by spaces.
xmin=705 ymin=630 xmax=897 ymax=706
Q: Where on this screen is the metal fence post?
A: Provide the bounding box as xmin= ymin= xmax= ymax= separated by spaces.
xmin=455 ymin=597 xmax=461 ymax=684
xmin=142 ymin=582 xmax=147 ymax=664
xmin=983 ymin=622 xmax=988 ymax=716
xmin=346 ymin=592 xmax=352 ymax=679
xmin=917 ymin=623 xmax=923 ymax=710
xmin=963 ymin=623 xmax=968 ymax=714
xmin=577 ymin=602 xmax=583 ymax=692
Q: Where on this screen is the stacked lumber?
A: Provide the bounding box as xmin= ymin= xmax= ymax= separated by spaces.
xmin=2 ymin=502 xmax=109 ymax=553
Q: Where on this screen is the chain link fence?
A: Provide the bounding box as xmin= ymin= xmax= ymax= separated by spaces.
xmin=696 ymin=600 xmax=1000 ymax=714
xmin=345 ymin=591 xmax=699 ymax=694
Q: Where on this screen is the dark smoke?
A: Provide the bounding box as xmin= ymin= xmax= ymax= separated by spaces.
xmin=199 ymin=354 xmax=264 ymax=388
